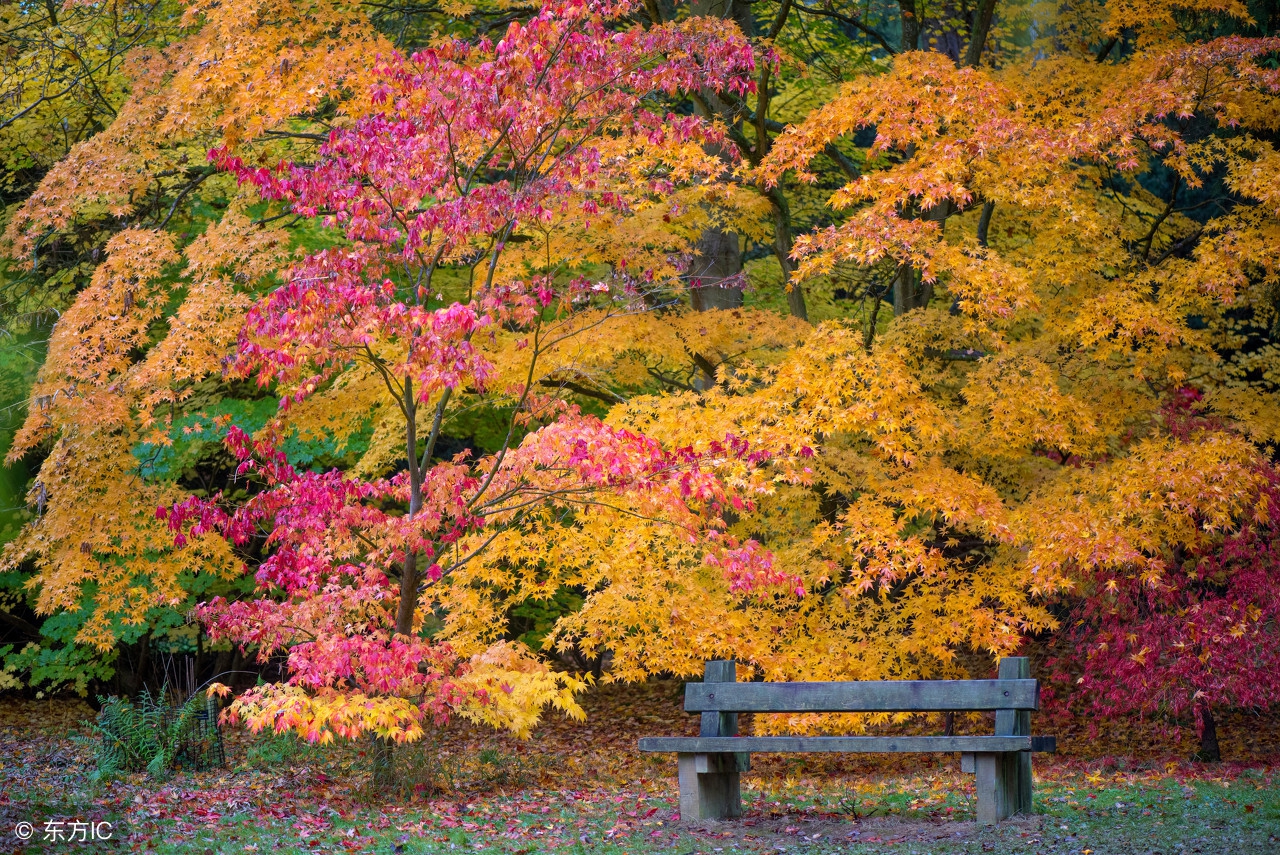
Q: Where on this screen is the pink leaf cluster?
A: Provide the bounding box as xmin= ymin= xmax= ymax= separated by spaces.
xmin=211 ymin=0 xmax=757 ymax=405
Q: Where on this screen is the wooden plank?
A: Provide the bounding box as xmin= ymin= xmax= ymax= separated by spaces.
xmin=639 ymin=735 xmax=1056 ymax=753
xmin=693 ymin=753 xmax=745 ymax=774
xmin=996 ymin=658 xmax=1034 ymax=815
xmin=701 ymin=660 xmax=738 ymax=739
xmin=686 ymin=752 xmax=748 ymax=774
xmin=684 ymin=679 xmax=1040 ymax=713
xmin=698 ymin=661 xmax=748 ymax=771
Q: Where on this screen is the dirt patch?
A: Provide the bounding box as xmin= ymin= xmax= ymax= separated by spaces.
xmin=682 ymin=812 xmax=1043 ymax=847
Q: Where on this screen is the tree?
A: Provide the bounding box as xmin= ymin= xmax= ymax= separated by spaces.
xmin=657 ymin=9 xmax=1280 ymax=720
xmin=1047 ymin=393 xmax=1280 ymax=760
xmin=1 ymin=0 xmax=422 ymax=693
xmin=1 ymin=227 xmax=247 ymax=695
xmin=3 ymin=0 xmax=1279 ymax=756
xmin=163 ymin=0 xmax=797 ymax=776
xmin=499 ymin=7 xmax=1280 ymax=713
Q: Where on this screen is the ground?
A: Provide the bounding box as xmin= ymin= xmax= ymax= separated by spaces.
xmin=0 ymin=682 xmax=1278 ymax=854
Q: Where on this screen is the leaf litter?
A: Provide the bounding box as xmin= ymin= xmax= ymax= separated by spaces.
xmin=0 ymin=681 xmax=1277 ymax=853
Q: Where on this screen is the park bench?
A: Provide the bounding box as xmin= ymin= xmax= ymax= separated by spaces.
xmin=638 ymin=657 xmax=1056 ymax=824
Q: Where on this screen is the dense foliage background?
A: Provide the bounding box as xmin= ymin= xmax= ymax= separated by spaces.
xmin=3 ymin=0 xmax=1280 ymax=761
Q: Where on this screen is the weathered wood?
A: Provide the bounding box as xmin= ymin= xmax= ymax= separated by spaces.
xmin=974 ymin=752 xmax=1018 ymax=824
xmin=700 ymin=660 xmax=738 ymax=739
xmin=693 ymin=753 xmax=751 ymax=774
xmin=995 ymin=658 xmax=1034 ymax=815
xmin=640 ymin=735 xmax=1056 ymax=753
xmin=649 ymin=658 xmax=1056 ymax=826
xmin=683 ymin=679 xmax=1040 ymax=713
xmin=677 ymin=660 xmax=742 ymax=820
xmin=678 ymin=753 xmax=741 ymax=820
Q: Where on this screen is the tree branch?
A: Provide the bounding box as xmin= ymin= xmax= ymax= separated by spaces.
xmin=792 ymin=3 xmax=899 ymax=56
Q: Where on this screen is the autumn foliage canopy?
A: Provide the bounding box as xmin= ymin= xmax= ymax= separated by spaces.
xmin=2 ymin=0 xmax=1280 ymax=757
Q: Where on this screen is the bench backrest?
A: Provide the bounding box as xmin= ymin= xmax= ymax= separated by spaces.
xmin=686 ymin=661 xmax=1039 ymax=713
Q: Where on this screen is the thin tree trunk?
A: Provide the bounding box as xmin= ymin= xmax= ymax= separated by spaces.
xmin=377 ymin=376 xmax=428 ymax=791
xmin=686 ymin=0 xmax=752 ymax=313
xmin=395 ymin=375 xmax=427 ymax=637
xmin=899 ymin=0 xmax=920 ymax=51
xmin=976 ymin=200 xmax=995 ymax=247
xmin=371 ymin=733 xmax=396 ymax=790
xmin=194 ymin=627 xmax=205 ymax=686
xmin=892 ymin=201 xmax=949 ymax=315
xmin=1196 ymin=700 xmax=1221 ymax=762
xmin=963 ymin=0 xmax=997 ymax=67
xmin=891 ymin=264 xmax=916 ymax=316
xmin=766 ymin=188 xmax=808 ymax=321
xmin=127 ymin=633 xmax=151 ymax=696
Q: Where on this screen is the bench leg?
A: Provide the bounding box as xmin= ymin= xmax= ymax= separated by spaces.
xmin=1013 ymin=750 xmax=1033 ymax=815
xmin=677 ymin=753 xmax=741 ymax=820
xmin=973 ymin=752 xmax=1019 ymax=824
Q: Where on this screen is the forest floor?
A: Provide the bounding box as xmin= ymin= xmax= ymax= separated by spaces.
xmin=1 ymin=681 xmax=1278 ymax=854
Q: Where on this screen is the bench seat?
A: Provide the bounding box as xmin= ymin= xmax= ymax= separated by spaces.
xmin=639 ymin=735 xmax=1057 ymax=753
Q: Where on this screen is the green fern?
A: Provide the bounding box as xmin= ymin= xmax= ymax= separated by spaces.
xmin=91 ymin=685 xmax=219 ymax=780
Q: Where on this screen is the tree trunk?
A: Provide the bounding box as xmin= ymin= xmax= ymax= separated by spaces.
xmin=899 ymin=0 xmax=920 ymax=52
xmin=374 ymin=375 xmax=436 ymax=791
xmin=890 ymin=8 xmax=990 ymax=318
xmin=686 ymin=0 xmax=752 ymax=313
xmin=893 ymin=200 xmax=952 ymax=315
xmin=976 ymin=200 xmax=995 ymax=247
xmin=194 ymin=627 xmax=205 ymax=687
xmin=371 ymin=734 xmax=396 ymax=790
xmin=1195 ymin=700 xmax=1221 ymax=762
xmin=212 ymin=647 xmax=233 ymax=686
xmin=124 ymin=633 xmax=151 ymax=696
xmin=767 ymin=188 xmax=808 ymax=321
xmin=689 ymin=229 xmax=745 ymax=311
xmin=963 ymin=0 xmax=998 ymax=67
xmin=891 ymin=263 xmax=917 ymax=316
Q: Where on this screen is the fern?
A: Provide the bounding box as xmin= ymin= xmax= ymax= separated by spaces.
xmin=91 ymin=685 xmax=220 ymax=780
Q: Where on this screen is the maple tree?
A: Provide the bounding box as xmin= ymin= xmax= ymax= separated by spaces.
xmin=1 ymin=0 xmax=413 ymax=693
xmin=415 ymin=1 xmax=1280 ymax=746
xmin=0 ymin=0 xmax=777 ymax=696
xmin=1047 ymin=393 xmax=1280 ymax=761
xmin=676 ymin=2 xmax=1280 ymax=741
xmin=151 ymin=0 xmax=805 ymax=772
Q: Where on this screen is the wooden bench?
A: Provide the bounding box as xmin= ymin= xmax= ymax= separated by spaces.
xmin=638 ymin=657 xmax=1056 ymax=824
